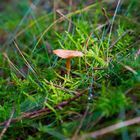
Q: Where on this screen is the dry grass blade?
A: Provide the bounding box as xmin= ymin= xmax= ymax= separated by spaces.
xmin=31 ymin=2 xmax=100 ymax=53
xmin=13 ymin=41 xmax=37 ymax=75
xmin=118 ymin=62 xmax=138 ymax=75
xmin=134 ymin=48 xmax=140 ymax=60
xmin=109 ymin=30 xmax=132 ymax=49
xmin=79 ymin=116 xmax=140 ymax=139
xmin=0 ymin=108 xmax=15 ymax=140
xmin=72 ymin=106 xmax=89 ymax=140
xmin=3 ymin=53 xmax=26 ymax=78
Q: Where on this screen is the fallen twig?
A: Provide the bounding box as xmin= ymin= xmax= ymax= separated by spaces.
xmin=0 ymin=91 xmax=86 ymax=126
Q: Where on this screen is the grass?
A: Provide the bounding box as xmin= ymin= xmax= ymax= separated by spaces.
xmin=0 ymin=0 xmax=140 ymax=139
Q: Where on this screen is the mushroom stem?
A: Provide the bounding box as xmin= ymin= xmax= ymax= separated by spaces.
xmin=66 ymin=58 xmax=71 ymax=74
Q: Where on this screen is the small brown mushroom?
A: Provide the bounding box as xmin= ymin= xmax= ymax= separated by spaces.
xmin=53 ymin=49 xmax=83 ymax=74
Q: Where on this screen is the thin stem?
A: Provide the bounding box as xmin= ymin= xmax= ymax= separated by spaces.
xmin=66 ymin=58 xmax=71 ymax=74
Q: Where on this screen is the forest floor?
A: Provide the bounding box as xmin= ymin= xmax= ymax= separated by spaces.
xmin=0 ymin=0 xmax=140 ymax=140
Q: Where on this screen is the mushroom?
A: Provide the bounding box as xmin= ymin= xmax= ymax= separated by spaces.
xmin=53 ymin=49 xmax=83 ymax=74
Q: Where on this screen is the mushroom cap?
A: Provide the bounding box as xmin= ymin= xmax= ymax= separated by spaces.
xmin=53 ymin=49 xmax=83 ymax=59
